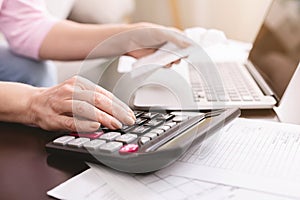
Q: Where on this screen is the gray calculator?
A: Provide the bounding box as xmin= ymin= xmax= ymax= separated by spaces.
xmin=46 ymin=108 xmax=240 ymax=173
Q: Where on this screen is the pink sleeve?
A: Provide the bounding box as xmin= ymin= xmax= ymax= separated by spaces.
xmin=0 ymin=0 xmax=58 ymax=59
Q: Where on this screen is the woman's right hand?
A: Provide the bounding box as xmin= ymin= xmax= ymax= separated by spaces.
xmin=28 ymin=76 xmax=135 ymax=132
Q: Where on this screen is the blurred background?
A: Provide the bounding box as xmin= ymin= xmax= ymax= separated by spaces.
xmin=45 ymin=0 xmax=273 ymax=43
xmin=0 ymin=0 xmax=273 ymax=82
xmin=41 ymin=0 xmax=274 ymax=82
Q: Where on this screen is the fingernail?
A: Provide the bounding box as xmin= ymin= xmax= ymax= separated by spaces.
xmin=129 ymin=111 xmax=136 ymax=120
xmin=112 ymin=120 xmax=122 ymax=129
xmin=125 ymin=116 xmax=135 ymax=126
xmin=90 ymin=122 xmax=101 ymax=130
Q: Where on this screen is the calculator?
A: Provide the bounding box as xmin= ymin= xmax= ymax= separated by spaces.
xmin=46 ymin=108 xmax=240 ymax=173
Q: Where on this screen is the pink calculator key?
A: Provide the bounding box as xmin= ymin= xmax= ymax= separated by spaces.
xmin=119 ymin=144 xmax=139 ymax=154
xmin=70 ymin=131 xmax=104 ymax=139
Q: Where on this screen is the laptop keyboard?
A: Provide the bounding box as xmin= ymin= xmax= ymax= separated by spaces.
xmin=190 ymin=63 xmax=263 ymax=102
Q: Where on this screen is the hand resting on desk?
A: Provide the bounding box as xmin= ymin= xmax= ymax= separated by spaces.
xmin=0 ymin=76 xmax=136 ymax=132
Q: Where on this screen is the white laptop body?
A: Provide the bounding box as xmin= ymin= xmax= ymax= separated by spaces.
xmin=274 ymin=63 xmax=300 ymax=124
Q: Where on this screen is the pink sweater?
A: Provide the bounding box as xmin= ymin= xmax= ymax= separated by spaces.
xmin=0 ymin=0 xmax=57 ymax=59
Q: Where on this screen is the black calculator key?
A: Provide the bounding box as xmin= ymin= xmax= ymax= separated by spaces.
xmin=99 ymin=126 xmax=110 ymax=132
xmin=133 ymin=111 xmax=144 ymax=117
xmin=141 ymin=112 xmax=159 ymax=119
xmin=131 ymin=126 xmax=151 ymax=134
xmin=144 ymin=119 xmax=164 ymax=127
xmin=156 ymin=113 xmax=174 ymax=120
xmin=135 ymin=118 xmax=147 ymax=125
xmin=121 ymin=125 xmax=135 ymax=132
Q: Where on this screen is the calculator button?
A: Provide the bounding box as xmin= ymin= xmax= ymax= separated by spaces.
xmin=135 ymin=118 xmax=147 ymax=125
xmin=158 ymin=125 xmax=171 ymax=132
xmin=67 ymin=138 xmax=90 ymax=148
xmin=165 ymin=122 xmax=177 ymax=128
xmin=100 ymin=132 xmax=121 ymax=141
xmin=134 ymin=111 xmax=144 ymax=117
xmin=151 ymin=129 xmax=165 ymax=136
xmin=70 ymin=131 xmax=104 ymax=139
xmin=119 ymin=144 xmax=139 ymax=154
xmin=99 ymin=142 xmax=123 ymax=152
xmin=99 ymin=125 xmax=110 ymax=133
xmin=121 ymin=125 xmax=135 ymax=132
xmin=131 ymin=126 xmax=151 ymax=135
xmin=115 ymin=134 xmax=138 ymax=143
xmin=139 ymin=137 xmax=151 ymax=145
xmin=83 ymin=139 xmax=106 ymax=150
xmin=53 ymin=136 xmax=75 ymax=146
xmin=156 ymin=113 xmax=174 ymax=120
xmin=141 ymin=112 xmax=159 ymax=119
xmin=144 ymin=132 xmax=158 ymax=139
xmin=172 ymin=115 xmax=189 ymax=122
xmin=144 ymin=119 xmax=163 ymax=127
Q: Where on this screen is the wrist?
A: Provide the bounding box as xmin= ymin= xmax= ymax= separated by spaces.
xmin=20 ymin=86 xmax=45 ymax=126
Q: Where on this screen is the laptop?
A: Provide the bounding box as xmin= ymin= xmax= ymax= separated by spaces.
xmin=132 ymin=0 xmax=300 ymax=110
xmin=274 ymin=62 xmax=300 ymax=124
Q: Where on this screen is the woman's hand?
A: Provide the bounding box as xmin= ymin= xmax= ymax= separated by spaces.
xmin=28 ymin=76 xmax=135 ymax=132
xmin=125 ymin=22 xmax=189 ymax=59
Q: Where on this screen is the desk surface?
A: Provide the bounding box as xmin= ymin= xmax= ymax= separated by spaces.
xmin=0 ymin=109 xmax=277 ymax=200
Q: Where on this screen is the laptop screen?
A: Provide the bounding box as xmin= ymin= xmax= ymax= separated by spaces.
xmin=248 ymin=0 xmax=300 ymax=100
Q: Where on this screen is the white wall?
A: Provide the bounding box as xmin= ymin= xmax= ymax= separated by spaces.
xmin=132 ymin=0 xmax=273 ymax=42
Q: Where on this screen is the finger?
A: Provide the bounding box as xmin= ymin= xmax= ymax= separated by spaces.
xmin=72 ymin=90 xmax=135 ymax=125
xmin=61 ymin=100 xmax=124 ymax=130
xmin=162 ymin=58 xmax=182 ymax=68
xmin=125 ymin=48 xmax=156 ymax=59
xmin=58 ymin=115 xmax=101 ymax=132
xmin=74 ymin=76 xmax=135 ymax=119
xmin=172 ymin=59 xmax=181 ymax=65
xmin=153 ymin=28 xmax=191 ymax=48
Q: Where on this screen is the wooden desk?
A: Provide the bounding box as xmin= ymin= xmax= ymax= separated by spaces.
xmin=0 ymin=122 xmax=88 ymax=200
xmin=0 ymin=109 xmax=277 ymax=200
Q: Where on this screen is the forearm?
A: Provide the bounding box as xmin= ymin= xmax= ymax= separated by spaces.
xmin=0 ymin=82 xmax=38 ymax=124
xmin=39 ymin=20 xmax=135 ymax=60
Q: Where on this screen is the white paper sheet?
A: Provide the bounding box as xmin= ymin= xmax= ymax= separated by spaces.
xmin=47 ymin=169 xmax=122 ymax=200
xmin=117 ymin=27 xmax=252 ymax=75
xmin=158 ymin=118 xmax=300 ymax=198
